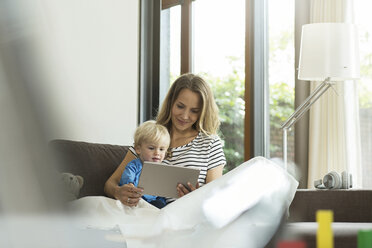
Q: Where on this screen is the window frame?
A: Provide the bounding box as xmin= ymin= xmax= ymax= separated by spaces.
xmin=142 ymin=0 xmax=270 ymax=161
xmin=139 ymin=0 xmax=161 ymax=122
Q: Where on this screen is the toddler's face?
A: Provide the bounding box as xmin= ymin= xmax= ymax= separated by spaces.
xmin=136 ymin=141 xmax=168 ymax=163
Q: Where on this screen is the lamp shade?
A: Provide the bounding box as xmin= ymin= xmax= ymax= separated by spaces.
xmin=298 ymin=23 xmax=360 ymax=81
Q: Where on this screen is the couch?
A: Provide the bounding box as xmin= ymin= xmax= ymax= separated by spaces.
xmin=49 ymin=139 xmax=130 ymax=197
xmin=49 ymin=139 xmax=372 ymax=248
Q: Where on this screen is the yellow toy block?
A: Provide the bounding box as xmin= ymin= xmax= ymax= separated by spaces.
xmin=316 ymin=210 xmax=334 ymax=248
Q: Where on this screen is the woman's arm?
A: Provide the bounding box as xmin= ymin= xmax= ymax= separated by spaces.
xmin=205 ymin=164 xmax=223 ymax=183
xmin=104 ymin=151 xmax=143 ymax=206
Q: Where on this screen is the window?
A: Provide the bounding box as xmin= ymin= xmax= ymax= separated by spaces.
xmin=157 ymin=0 xmax=372 ymax=189
xmin=193 ymin=0 xmax=245 ymax=172
xmin=161 ymin=0 xmax=246 ymax=173
xmin=159 ymin=0 xmax=294 ymax=174
xmin=160 ymin=5 xmax=181 ymax=102
xmin=268 ymin=0 xmax=295 ymax=162
xmin=355 ymin=0 xmax=372 ymax=188
xmin=159 ymin=1 xmax=298 ymax=173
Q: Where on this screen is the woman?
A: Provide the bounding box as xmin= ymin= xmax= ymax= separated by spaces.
xmin=104 ymin=73 xmax=226 ymax=206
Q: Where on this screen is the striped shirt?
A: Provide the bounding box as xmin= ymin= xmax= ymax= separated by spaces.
xmin=129 ymin=131 xmax=226 ymax=185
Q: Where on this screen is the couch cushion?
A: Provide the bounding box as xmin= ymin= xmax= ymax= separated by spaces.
xmin=49 ymin=139 xmax=129 ymax=197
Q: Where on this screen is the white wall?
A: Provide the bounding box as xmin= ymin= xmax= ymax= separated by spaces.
xmin=33 ymin=0 xmax=139 ymax=145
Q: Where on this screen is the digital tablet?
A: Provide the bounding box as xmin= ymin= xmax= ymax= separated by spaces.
xmin=138 ymin=161 xmax=200 ymax=198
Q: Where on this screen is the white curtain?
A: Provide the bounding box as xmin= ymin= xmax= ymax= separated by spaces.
xmin=307 ymin=0 xmax=362 ymax=188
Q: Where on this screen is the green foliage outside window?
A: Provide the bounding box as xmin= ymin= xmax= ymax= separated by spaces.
xmin=200 ymin=59 xmax=245 ymax=174
xmin=205 ymin=67 xmax=294 ymax=172
xmin=269 ymin=82 xmax=294 ymax=158
xmin=269 ymin=82 xmax=294 ymax=128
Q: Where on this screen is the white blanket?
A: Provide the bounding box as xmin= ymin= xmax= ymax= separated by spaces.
xmin=69 ymin=156 xmax=299 ymax=248
xmin=68 ymin=196 xmax=159 ymax=230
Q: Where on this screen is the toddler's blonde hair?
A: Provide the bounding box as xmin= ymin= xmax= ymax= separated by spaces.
xmin=134 ymin=120 xmax=170 ymax=148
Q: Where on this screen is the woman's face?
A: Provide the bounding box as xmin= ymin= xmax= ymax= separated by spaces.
xmin=171 ymin=88 xmax=202 ymax=133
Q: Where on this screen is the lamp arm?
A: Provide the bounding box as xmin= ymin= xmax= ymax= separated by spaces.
xmin=281 ymin=77 xmax=332 ymax=170
xmin=281 ymin=77 xmax=332 ymax=130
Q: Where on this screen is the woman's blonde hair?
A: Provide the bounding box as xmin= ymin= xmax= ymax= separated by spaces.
xmin=134 ymin=120 xmax=170 ymax=148
xmin=156 ymin=73 xmax=220 ymax=135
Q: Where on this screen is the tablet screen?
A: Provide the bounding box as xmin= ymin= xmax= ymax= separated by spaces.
xmin=138 ymin=161 xmax=200 ymax=198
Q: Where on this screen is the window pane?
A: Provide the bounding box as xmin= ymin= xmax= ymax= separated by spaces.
xmin=268 ymin=0 xmax=295 ymax=163
xmin=160 ymin=5 xmax=181 ymax=97
xmin=169 ymin=6 xmax=181 ymax=82
xmin=193 ymin=0 xmax=245 ymax=173
xmin=355 ymin=0 xmax=372 ymax=189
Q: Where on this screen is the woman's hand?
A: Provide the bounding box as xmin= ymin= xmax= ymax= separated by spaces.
xmin=115 ymin=183 xmax=143 ymax=207
xmin=176 ymin=165 xmax=223 ymax=198
xmin=177 ymin=182 xmax=199 ymax=197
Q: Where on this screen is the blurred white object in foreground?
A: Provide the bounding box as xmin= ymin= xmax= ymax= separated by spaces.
xmin=118 ymin=156 xmax=298 ymax=248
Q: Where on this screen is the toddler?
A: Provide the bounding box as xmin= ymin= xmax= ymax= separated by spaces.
xmin=119 ymin=120 xmax=170 ymax=208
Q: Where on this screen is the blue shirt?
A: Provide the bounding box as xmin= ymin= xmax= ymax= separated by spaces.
xmin=119 ymin=158 xmax=166 ymax=205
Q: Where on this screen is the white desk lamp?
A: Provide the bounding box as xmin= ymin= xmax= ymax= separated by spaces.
xmin=281 ymin=23 xmax=360 ymax=170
